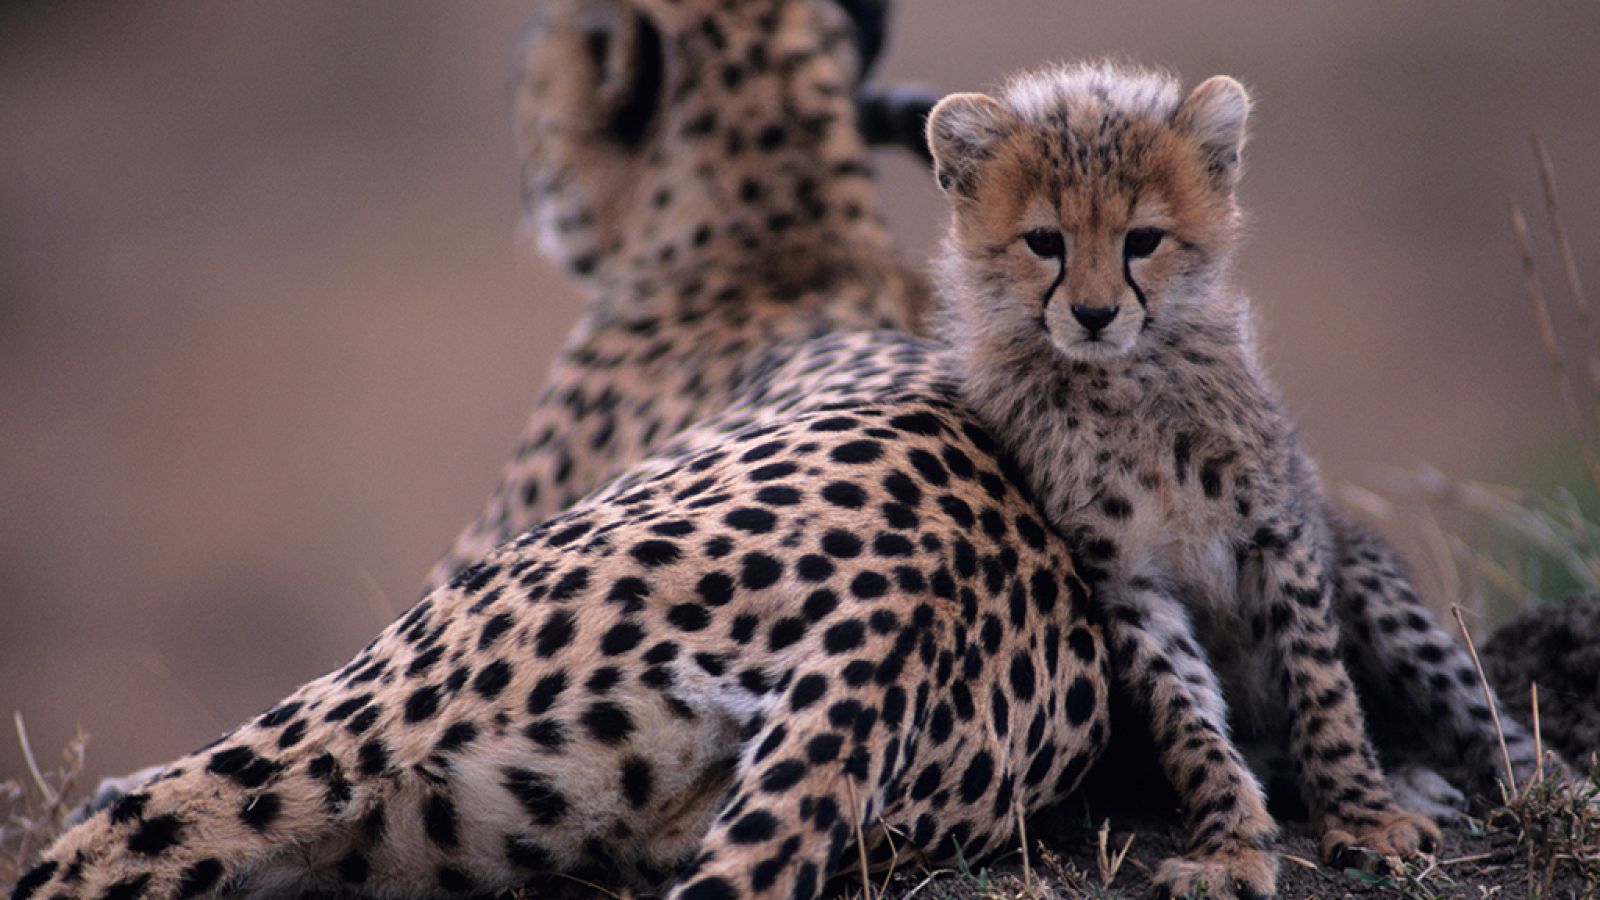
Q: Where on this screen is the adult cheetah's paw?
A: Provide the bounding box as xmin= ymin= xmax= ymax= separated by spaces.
xmin=65 ymin=763 xmax=165 ymax=826
xmin=1320 ymin=808 xmax=1439 ymax=872
xmin=1154 ymin=843 xmax=1278 ymax=900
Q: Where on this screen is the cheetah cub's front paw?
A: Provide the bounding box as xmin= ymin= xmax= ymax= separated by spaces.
xmin=1320 ymin=807 xmax=1440 ymax=873
xmin=1154 ymin=842 xmax=1278 ymax=900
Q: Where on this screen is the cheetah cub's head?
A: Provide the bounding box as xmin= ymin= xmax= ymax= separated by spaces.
xmin=928 ymin=63 xmax=1249 ymax=365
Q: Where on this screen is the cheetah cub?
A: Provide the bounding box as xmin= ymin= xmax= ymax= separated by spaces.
xmin=928 ymin=63 xmax=1445 ymax=897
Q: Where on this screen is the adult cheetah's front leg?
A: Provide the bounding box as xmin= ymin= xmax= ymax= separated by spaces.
xmin=1100 ymin=579 xmax=1278 ymax=900
xmin=1255 ymin=520 xmax=1441 ymax=869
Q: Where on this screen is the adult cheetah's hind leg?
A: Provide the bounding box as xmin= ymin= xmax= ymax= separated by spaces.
xmin=661 ymin=668 xmax=895 ymax=900
xmin=1327 ymin=512 xmax=1547 ymax=803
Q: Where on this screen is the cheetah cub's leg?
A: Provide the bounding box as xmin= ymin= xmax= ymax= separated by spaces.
xmin=1102 ymin=578 xmax=1278 ymax=900
xmin=1328 ymin=514 xmax=1548 ymax=800
xmin=1254 ymin=520 xmax=1440 ymax=869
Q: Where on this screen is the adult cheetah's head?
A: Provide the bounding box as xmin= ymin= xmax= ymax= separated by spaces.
xmin=927 ymin=62 xmax=1250 ymax=365
xmin=513 ymin=0 xmax=913 ymax=290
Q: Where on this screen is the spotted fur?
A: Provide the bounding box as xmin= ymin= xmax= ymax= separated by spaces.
xmin=14 ymin=324 xmax=1118 ymax=898
xmin=70 ymin=0 xmax=944 ymax=828
xmin=922 ymin=61 xmax=1545 ymax=898
xmin=420 ymin=0 xmax=937 ymax=595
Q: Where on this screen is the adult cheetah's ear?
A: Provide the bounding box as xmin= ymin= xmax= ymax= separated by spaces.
xmin=1173 ymin=76 xmax=1251 ymax=189
xmin=517 ymin=0 xmax=664 ymax=151
xmin=926 ymin=92 xmax=1014 ymax=201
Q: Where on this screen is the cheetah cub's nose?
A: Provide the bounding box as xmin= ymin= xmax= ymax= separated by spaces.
xmin=1071 ymin=304 xmax=1119 ymax=335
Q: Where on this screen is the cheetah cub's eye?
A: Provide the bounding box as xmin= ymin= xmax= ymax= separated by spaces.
xmin=1023 ymin=228 xmax=1065 ymax=259
xmin=1123 ymin=227 xmax=1165 ymax=259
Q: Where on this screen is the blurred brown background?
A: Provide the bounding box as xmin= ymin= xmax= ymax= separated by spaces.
xmin=2 ymin=2 xmax=1597 ymax=788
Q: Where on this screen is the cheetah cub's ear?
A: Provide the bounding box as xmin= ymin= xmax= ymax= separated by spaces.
xmin=1172 ymin=76 xmax=1251 ymax=188
xmin=925 ymin=92 xmax=1014 ymax=200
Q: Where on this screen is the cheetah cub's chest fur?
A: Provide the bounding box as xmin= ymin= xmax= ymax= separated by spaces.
xmin=928 ymin=62 xmax=1446 ymax=899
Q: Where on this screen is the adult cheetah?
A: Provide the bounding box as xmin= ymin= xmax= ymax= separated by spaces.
xmin=12 ymin=12 xmax=1124 ymax=900
xmin=13 ymin=334 xmax=1115 ymax=900
xmin=74 ymin=0 xmax=942 ymax=819
xmin=420 ymin=0 xmax=937 ymax=595
xmin=925 ymin=61 xmax=1551 ymax=897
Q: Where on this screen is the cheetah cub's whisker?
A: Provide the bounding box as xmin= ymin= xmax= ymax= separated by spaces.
xmin=927 ymin=62 xmax=1447 ymax=898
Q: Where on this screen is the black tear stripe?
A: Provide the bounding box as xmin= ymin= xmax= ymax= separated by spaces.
xmin=1123 ymin=254 xmax=1154 ymax=332
xmin=1122 ymin=254 xmax=1149 ymax=311
xmin=1040 ymin=255 xmax=1066 ymax=312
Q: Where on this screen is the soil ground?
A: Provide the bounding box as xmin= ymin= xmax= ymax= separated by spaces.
xmin=859 ymin=810 xmax=1593 ymax=899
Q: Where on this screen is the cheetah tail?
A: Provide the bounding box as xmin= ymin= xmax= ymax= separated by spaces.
xmin=857 ymin=83 xmax=939 ymax=163
xmin=11 ymin=735 xmax=351 ymax=900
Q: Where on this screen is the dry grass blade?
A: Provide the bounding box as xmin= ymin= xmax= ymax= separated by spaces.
xmin=844 ymin=773 xmax=873 ymax=900
xmin=1095 ymin=819 xmax=1134 ymax=890
xmin=1532 ymin=134 xmax=1591 ymax=329
xmin=1451 ymin=605 xmax=1517 ymax=797
xmin=1508 ymin=196 xmax=1600 ymax=496
xmin=1 ymin=717 xmax=89 ymax=887
xmin=551 ymin=872 xmax=627 ymax=899
xmin=14 ymin=713 xmax=58 ymax=810
xmin=357 ymin=568 xmax=403 ymax=627
xmin=1014 ymin=798 xmax=1032 ymax=889
xmin=873 ymin=823 xmax=903 ymax=897
xmin=1531 ymin=683 xmax=1545 ymax=787
xmin=898 ymin=870 xmax=955 ymax=899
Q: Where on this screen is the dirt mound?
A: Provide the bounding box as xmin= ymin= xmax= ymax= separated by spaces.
xmin=1482 ymin=594 xmax=1600 ymax=766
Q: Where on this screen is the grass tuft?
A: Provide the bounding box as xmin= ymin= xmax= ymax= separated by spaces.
xmin=0 ymin=713 xmax=88 ymax=887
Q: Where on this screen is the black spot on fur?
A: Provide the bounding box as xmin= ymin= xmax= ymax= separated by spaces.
xmin=109 ymin=792 xmax=149 ymax=824
xmin=960 ymin=751 xmax=995 ymax=803
xmin=680 ymin=877 xmax=738 ymax=900
xmin=425 ymin=793 xmax=460 ymax=849
xmin=601 ymin=620 xmax=646 ymax=655
xmin=405 ymin=685 xmax=441 ymax=722
xmin=11 ymin=861 xmax=56 ymax=900
xmin=821 ymin=481 xmax=867 ymax=508
xmin=1065 ymin=677 xmax=1098 ymax=725
xmin=127 ymin=814 xmax=184 ymax=856
xmin=358 ymin=739 xmax=390 ymax=776
xmin=630 ymin=540 xmax=682 ymax=567
xmin=525 ymin=718 xmax=568 ymax=750
xmin=831 ymin=440 xmax=883 ymax=463
xmin=505 ymin=836 xmax=554 ymax=871
xmin=102 ymin=874 xmax=151 ymax=900
xmin=741 ymin=553 xmax=784 ymax=589
xmin=823 ymin=619 xmax=865 ymax=654
xmin=581 ymin=701 xmax=635 ymax=744
xmin=536 ymin=609 xmax=578 ymax=657
xmin=526 ymin=671 xmax=568 ymax=715
xmin=239 ymin=792 xmax=281 ymax=831
xmin=668 ymin=603 xmax=713 ymax=632
xmin=622 ymin=757 xmax=654 ymax=808
xmin=505 ymin=767 xmax=569 ymax=825
xmin=473 ymin=660 xmax=513 ymax=698
xmin=176 ymin=858 xmax=224 ymax=897
xmin=730 ymin=809 xmax=778 ymax=843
